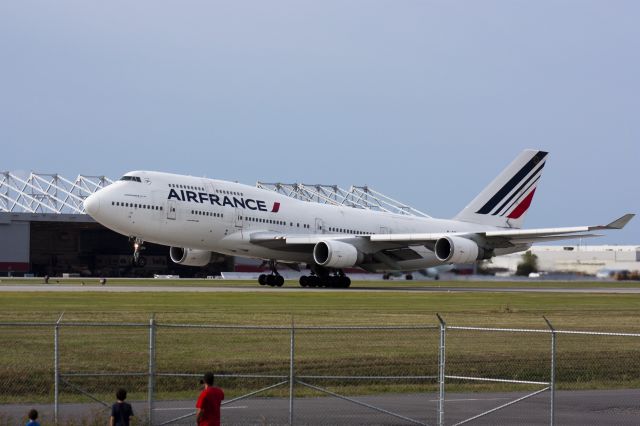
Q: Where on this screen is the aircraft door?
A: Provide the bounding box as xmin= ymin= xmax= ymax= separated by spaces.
xmin=167 ymin=200 xmax=177 ymax=220
xmin=234 ymin=207 xmax=243 ymax=229
xmin=315 ymin=218 xmax=325 ymax=233
xmin=380 ymin=226 xmax=389 ymax=234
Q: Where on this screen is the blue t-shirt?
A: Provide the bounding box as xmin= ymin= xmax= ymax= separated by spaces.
xmin=26 ymin=421 xmax=40 ymax=426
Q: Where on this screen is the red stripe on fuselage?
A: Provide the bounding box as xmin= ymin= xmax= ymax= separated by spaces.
xmin=271 ymin=202 xmax=280 ymax=213
xmin=507 ymin=188 xmax=536 ymax=219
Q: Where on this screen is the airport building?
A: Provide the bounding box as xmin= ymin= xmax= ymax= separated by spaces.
xmin=0 ymin=173 xmax=232 ymax=277
xmin=1 ymin=172 xmax=430 ymax=278
xmin=490 ymin=245 xmax=640 ymax=275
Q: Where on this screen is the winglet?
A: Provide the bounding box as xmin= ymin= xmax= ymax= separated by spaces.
xmin=605 ymin=213 xmax=635 ymax=229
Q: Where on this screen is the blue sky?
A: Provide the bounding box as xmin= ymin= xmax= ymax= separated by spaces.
xmin=1 ymin=1 xmax=638 ymax=243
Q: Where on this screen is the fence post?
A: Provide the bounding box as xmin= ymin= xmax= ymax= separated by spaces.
xmin=543 ymin=316 xmax=556 ymax=426
xmin=54 ymin=312 xmax=64 ymax=425
xmin=437 ymin=314 xmax=446 ymax=426
xmin=289 ymin=316 xmax=295 ymax=426
xmin=148 ymin=315 xmax=156 ymax=426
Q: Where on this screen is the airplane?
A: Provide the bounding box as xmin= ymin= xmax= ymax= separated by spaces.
xmin=83 ymin=150 xmax=634 ymax=288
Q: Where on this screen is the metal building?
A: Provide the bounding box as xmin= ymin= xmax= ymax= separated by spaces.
xmin=0 ymin=172 xmax=232 ymax=277
xmin=1 ymin=172 xmax=429 ymax=277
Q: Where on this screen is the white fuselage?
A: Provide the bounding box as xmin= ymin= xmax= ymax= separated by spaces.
xmin=85 ymin=171 xmax=523 ymax=272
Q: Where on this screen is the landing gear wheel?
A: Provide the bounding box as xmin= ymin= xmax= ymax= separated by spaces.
xmin=326 ymin=276 xmax=336 ymax=288
xmin=339 ymin=276 xmax=351 ymax=288
xmin=405 ymin=274 xmax=413 ymax=280
xmin=299 ymin=276 xmax=308 ymax=287
xmin=258 ymin=274 xmax=267 ymax=285
xmin=275 ymin=275 xmax=284 ymax=287
xmin=382 ymin=273 xmax=390 ymax=280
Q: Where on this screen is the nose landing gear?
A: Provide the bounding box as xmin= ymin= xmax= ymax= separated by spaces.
xmin=130 ymin=237 xmax=147 ymax=267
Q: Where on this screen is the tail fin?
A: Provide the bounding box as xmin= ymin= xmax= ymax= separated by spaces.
xmin=454 ymin=149 xmax=548 ymax=229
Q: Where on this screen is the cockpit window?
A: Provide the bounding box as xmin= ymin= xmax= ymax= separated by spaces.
xmin=120 ymin=176 xmax=142 ymax=182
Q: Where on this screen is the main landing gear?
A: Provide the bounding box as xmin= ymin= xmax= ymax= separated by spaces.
xmin=130 ymin=237 xmax=147 ymax=267
xmin=299 ymin=269 xmax=351 ymax=288
xmin=258 ymin=260 xmax=284 ymax=287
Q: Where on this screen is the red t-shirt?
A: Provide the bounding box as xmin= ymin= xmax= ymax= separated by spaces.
xmin=196 ymin=386 xmax=224 ymax=426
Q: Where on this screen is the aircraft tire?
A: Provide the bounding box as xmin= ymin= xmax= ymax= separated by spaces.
xmin=405 ymin=274 xmax=413 ymax=280
xmin=299 ymin=276 xmax=308 ymax=287
xmin=275 ymin=275 xmax=284 ymax=287
xmin=258 ymin=274 xmax=267 ymax=285
xmin=342 ymin=276 xmax=351 ymax=288
xmin=309 ymin=276 xmax=319 ymax=287
xmin=327 ymin=276 xmax=336 ymax=288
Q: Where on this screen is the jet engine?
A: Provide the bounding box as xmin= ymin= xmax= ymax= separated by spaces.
xmin=434 ymin=236 xmax=482 ymax=264
xmin=313 ymin=240 xmax=363 ymax=268
xmin=169 ymin=247 xmax=211 ymax=267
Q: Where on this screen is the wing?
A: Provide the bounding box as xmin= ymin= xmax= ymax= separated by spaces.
xmin=248 ymin=214 xmax=634 ymax=252
xmin=368 ymin=213 xmax=635 ymax=249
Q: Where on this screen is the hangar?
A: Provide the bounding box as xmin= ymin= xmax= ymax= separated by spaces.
xmin=0 ymin=172 xmax=231 ymax=277
xmin=1 ymin=172 xmax=428 ymax=278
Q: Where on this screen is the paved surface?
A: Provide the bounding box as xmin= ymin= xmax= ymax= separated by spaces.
xmin=2 ymin=389 xmax=640 ymax=425
xmin=2 ymin=284 xmax=640 ymax=294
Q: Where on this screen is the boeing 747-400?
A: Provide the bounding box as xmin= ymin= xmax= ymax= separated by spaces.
xmin=83 ymin=150 xmax=634 ymax=287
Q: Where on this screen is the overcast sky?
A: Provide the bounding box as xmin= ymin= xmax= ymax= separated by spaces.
xmin=1 ymin=1 xmax=638 ymax=243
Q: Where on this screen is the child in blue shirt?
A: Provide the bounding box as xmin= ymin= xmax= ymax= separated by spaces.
xmin=26 ymin=409 xmax=40 ymax=426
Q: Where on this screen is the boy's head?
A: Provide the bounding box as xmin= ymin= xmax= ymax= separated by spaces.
xmin=116 ymin=388 xmax=127 ymax=401
xmin=203 ymin=372 xmax=214 ymax=386
xmin=28 ymin=409 xmax=38 ymax=420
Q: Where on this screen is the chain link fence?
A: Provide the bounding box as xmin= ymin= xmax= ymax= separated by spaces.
xmin=0 ymin=316 xmax=639 ymax=425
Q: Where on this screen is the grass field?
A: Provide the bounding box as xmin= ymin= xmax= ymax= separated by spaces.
xmin=1 ymin=282 xmax=640 ymax=404
xmin=2 ymin=276 xmax=640 ymax=290
xmin=1 ymin=281 xmax=640 ymax=328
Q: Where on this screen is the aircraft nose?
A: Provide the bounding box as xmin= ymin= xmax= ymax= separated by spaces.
xmin=83 ymin=193 xmax=101 ymax=217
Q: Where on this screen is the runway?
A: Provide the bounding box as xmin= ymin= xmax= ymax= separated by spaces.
xmin=3 ymin=389 xmax=639 ymax=425
xmin=2 ymin=284 xmax=640 ymax=294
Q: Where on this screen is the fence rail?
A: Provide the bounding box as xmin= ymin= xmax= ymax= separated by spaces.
xmin=0 ymin=316 xmax=639 ymax=425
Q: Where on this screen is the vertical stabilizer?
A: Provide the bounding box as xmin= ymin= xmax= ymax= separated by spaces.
xmin=454 ymin=149 xmax=548 ymax=229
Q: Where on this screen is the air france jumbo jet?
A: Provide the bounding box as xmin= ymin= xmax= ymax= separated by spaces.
xmin=83 ymin=150 xmax=634 ymax=288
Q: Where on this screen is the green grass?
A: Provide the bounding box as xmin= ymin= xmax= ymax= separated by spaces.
xmin=2 ymin=276 xmax=640 ymax=289
xmin=1 ymin=284 xmax=640 ymax=328
xmin=1 ymin=285 xmax=640 ymax=404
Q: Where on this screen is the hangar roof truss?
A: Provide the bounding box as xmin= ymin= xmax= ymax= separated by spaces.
xmin=0 ymin=172 xmax=113 ymax=214
xmin=1 ymin=172 xmax=429 ymax=218
xmin=256 ymin=182 xmax=431 ymax=218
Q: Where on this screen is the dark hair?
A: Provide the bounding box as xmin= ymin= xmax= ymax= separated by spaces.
xmin=28 ymin=409 xmax=38 ymax=420
xmin=116 ymin=388 xmax=127 ymax=401
xmin=203 ymin=372 xmax=214 ymax=385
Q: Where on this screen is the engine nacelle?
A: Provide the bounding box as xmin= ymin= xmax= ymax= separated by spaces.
xmin=169 ymin=247 xmax=211 ymax=267
xmin=313 ymin=240 xmax=362 ymax=268
xmin=434 ymin=236 xmax=481 ymax=264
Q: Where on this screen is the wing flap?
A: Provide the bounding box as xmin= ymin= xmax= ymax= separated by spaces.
xmin=369 ymin=233 xmax=446 ymax=243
